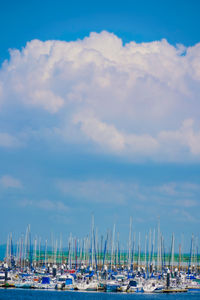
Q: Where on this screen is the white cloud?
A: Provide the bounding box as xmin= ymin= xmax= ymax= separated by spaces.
xmin=39 ymin=199 xmax=69 ymax=212
xmin=155 ymin=180 xmax=200 ymax=195
xmin=73 ymin=112 xmax=126 ymax=152
xmin=20 ymin=199 xmax=69 ymax=212
xmin=73 ymin=112 xmax=159 ymax=154
xmin=57 ymin=178 xmax=200 ymax=213
xmin=0 ymin=132 xmax=21 ymax=148
xmin=0 ymin=81 xmax=3 ymax=106
xmin=57 ymin=179 xmax=127 ymax=205
xmin=0 ymin=175 xmax=23 ymax=189
xmin=174 ymin=199 xmax=198 ymax=208
xmin=172 ymin=209 xmax=200 ymax=223
xmin=30 ymin=89 xmax=64 ymax=113
xmin=158 ymin=119 xmax=200 ymax=156
xmin=1 ymin=31 xmax=200 ymax=161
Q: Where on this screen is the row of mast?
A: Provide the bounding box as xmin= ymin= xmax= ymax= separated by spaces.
xmin=3 ymin=219 xmax=200 ymax=274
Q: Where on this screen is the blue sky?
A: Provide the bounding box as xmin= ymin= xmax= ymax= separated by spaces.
xmin=1 ymin=0 xmax=200 ymax=62
xmin=0 ymin=0 xmax=200 ymax=250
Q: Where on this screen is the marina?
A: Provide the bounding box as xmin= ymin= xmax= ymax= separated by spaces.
xmin=1 ymin=1 xmax=200 ymax=299
xmin=0 ymin=222 xmax=199 ymax=295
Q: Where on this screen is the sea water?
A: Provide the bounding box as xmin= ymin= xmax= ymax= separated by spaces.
xmin=0 ymin=290 xmax=200 ymax=300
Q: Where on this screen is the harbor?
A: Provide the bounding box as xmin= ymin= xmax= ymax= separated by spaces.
xmin=0 ymin=221 xmax=199 ymax=294
xmin=1 ymin=1 xmax=200 ymax=299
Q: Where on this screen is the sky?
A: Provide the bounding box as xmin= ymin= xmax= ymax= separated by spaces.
xmin=0 ymin=0 xmax=200 ymax=251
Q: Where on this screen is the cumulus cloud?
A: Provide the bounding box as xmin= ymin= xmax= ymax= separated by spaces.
xmin=158 ymin=119 xmax=200 ymax=156
xmin=73 ymin=112 xmax=159 ymax=154
xmin=0 ymin=175 xmax=23 ymax=189
xmin=1 ymin=31 xmax=200 ymax=161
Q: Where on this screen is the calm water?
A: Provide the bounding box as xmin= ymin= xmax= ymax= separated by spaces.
xmin=0 ymin=290 xmax=200 ymax=300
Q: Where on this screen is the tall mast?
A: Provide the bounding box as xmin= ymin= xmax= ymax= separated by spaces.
xmin=148 ymin=229 xmax=151 ymax=269
xmin=128 ymin=217 xmax=132 ymax=269
xmin=157 ymin=217 xmax=161 ymax=272
xmin=91 ymin=215 xmax=94 ymax=268
xmin=145 ymin=233 xmax=147 ymax=272
xmin=111 ymin=223 xmax=115 ymax=270
xmin=34 ymin=237 xmax=37 ymax=267
xmin=138 ymin=232 xmax=141 ymax=271
xmin=45 ymin=239 xmax=47 ymax=267
xmin=132 ymin=232 xmax=135 ymax=271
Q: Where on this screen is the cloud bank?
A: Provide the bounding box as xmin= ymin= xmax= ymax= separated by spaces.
xmin=57 ymin=178 xmax=200 ymax=223
xmin=0 ymin=31 xmax=200 ymax=161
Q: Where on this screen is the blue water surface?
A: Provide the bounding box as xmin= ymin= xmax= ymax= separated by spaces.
xmin=0 ymin=290 xmax=200 ymax=300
